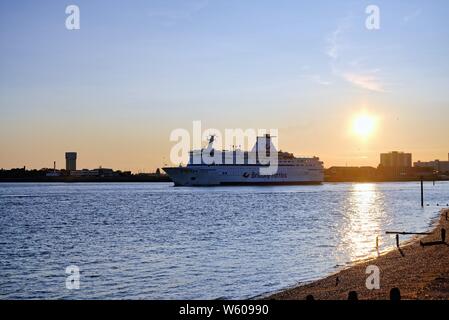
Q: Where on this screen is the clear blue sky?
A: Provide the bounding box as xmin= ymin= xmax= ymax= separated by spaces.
xmin=1 ymin=0 xmax=449 ymax=171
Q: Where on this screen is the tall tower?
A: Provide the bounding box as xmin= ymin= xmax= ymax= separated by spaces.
xmin=65 ymin=152 xmax=77 ymax=171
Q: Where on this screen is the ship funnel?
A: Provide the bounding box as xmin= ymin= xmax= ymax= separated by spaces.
xmin=206 ymin=135 xmax=215 ymax=150
xmin=252 ymin=134 xmax=277 ymax=156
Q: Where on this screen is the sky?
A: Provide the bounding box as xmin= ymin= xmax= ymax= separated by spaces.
xmin=1 ymin=0 xmax=448 ymax=172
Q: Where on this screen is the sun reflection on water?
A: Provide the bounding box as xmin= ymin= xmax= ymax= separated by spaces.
xmin=337 ymin=183 xmax=386 ymax=264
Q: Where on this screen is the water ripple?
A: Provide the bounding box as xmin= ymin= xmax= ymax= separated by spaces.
xmin=0 ymin=181 xmax=448 ymax=299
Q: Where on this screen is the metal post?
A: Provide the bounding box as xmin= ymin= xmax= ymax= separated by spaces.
xmin=420 ymin=177 xmax=424 ymax=207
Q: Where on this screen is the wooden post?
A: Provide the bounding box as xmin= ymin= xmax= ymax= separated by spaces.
xmin=420 ymin=177 xmax=424 ymax=207
xmin=396 ymin=234 xmax=400 ymax=248
xmin=386 ymin=231 xmax=432 ymax=235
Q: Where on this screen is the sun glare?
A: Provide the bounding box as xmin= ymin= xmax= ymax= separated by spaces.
xmin=352 ymin=114 xmax=376 ymax=138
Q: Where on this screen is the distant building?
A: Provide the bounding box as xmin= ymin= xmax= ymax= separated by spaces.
xmin=46 ymin=161 xmax=61 ymax=177
xmin=70 ymin=168 xmax=116 ymax=177
xmin=414 ymin=154 xmax=449 ymax=174
xmin=46 ymin=171 xmax=61 ymax=177
xmin=380 ymin=151 xmax=412 ymax=168
xmin=325 ymin=166 xmax=377 ymax=181
xmin=65 ymin=152 xmax=77 ymax=171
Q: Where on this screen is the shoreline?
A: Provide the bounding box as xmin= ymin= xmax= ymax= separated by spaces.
xmin=0 ymin=176 xmax=172 ymax=183
xmin=0 ymin=178 xmax=448 ymax=183
xmin=266 ymin=208 xmax=449 ymax=300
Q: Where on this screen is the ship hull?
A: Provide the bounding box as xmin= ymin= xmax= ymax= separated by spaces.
xmin=163 ymin=166 xmax=323 ymax=186
xmin=218 ymin=181 xmax=321 ymax=186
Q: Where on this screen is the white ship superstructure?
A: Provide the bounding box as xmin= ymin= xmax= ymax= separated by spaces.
xmin=163 ymin=134 xmax=323 ymax=186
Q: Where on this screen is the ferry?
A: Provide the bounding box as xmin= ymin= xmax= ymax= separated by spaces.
xmin=163 ymin=134 xmax=324 ymax=186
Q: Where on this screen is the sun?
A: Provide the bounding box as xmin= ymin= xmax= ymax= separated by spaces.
xmin=352 ymin=114 xmax=376 ymax=138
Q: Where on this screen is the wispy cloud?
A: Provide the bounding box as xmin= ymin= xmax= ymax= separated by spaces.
xmin=402 ymin=8 xmax=422 ymax=24
xmin=148 ymin=0 xmax=209 ymax=26
xmin=326 ymin=26 xmax=343 ymax=60
xmin=325 ymin=22 xmax=386 ymax=93
xmin=300 ymin=73 xmax=332 ymax=86
xmin=342 ymin=72 xmax=384 ymax=92
xmin=310 ymin=74 xmax=332 ymax=86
